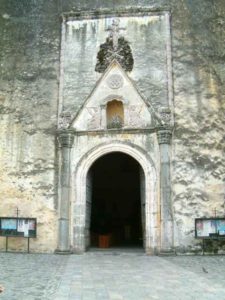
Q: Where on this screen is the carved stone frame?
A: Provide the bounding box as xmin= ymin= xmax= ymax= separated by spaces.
xmin=72 ymin=141 xmax=159 ymax=254
xmin=56 ymin=10 xmax=175 ymax=255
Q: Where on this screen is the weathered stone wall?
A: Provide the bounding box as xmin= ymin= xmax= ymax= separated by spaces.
xmin=0 ymin=1 xmax=60 ymax=252
xmin=0 ymin=0 xmax=224 ymax=252
xmin=171 ymin=1 xmax=225 ymax=252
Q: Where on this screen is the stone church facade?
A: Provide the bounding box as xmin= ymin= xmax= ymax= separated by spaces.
xmin=0 ymin=1 xmax=224 ymax=254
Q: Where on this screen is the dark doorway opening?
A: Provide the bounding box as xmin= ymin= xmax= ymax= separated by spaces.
xmin=90 ymin=152 xmax=143 ymax=248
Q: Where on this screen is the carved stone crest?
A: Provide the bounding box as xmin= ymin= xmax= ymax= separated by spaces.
xmin=59 ymin=112 xmax=72 ymax=129
xmin=95 ymin=19 xmax=134 ymax=73
xmin=107 ymin=74 xmax=124 ymax=89
xmin=159 ymin=107 xmax=171 ymax=125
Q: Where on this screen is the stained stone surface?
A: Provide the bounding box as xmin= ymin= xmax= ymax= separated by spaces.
xmin=171 ymin=1 xmax=225 ymax=251
xmin=95 ymin=36 xmax=134 ymax=73
xmin=0 ymin=0 xmax=224 ymax=252
xmin=62 ymin=14 xmax=169 ymax=113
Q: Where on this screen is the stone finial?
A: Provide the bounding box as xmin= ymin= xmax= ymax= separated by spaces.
xmin=57 ymin=129 xmax=75 ymax=148
xmin=107 ymin=19 xmax=125 ymax=50
xmin=157 ymin=126 xmax=172 ymax=145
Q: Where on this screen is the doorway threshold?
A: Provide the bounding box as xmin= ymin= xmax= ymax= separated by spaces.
xmin=88 ymin=247 xmax=145 ymax=255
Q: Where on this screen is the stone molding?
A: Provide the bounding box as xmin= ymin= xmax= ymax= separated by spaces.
xmin=57 ymin=129 xmax=75 ymax=148
xmin=157 ymin=127 xmax=172 ymax=145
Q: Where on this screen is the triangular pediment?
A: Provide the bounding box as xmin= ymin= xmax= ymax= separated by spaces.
xmin=72 ymin=60 xmax=155 ymax=131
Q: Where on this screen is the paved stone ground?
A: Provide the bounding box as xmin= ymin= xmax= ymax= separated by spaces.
xmin=1 ymin=249 xmax=225 ymax=300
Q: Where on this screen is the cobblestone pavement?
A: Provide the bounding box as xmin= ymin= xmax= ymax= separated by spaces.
xmin=1 ymin=249 xmax=225 ymax=300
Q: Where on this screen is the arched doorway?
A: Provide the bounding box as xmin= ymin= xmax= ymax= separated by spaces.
xmin=73 ymin=142 xmax=158 ymax=254
xmin=89 ymin=152 xmax=143 ymax=248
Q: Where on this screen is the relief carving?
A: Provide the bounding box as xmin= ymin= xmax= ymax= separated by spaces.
xmin=86 ymin=107 xmax=100 ymax=130
xmin=159 ymin=107 xmax=171 ymax=125
xmin=107 ymin=74 xmax=124 ymax=89
xmin=59 ymin=112 xmax=72 ymax=129
xmin=128 ymin=105 xmax=146 ymax=127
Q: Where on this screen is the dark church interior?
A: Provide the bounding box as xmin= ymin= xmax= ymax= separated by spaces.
xmin=90 ymin=152 xmax=143 ymax=248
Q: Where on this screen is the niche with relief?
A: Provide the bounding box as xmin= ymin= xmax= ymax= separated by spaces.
xmin=106 ymin=100 xmax=124 ymax=129
xmin=71 ymin=60 xmax=153 ymax=132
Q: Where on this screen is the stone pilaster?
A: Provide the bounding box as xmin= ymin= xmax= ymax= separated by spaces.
xmin=157 ymin=126 xmax=174 ymax=254
xmin=56 ymin=129 xmax=75 ymax=254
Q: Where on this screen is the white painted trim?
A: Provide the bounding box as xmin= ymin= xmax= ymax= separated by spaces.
xmin=72 ymin=141 xmax=159 ymax=254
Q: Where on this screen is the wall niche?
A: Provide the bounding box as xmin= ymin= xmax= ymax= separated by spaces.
xmin=106 ymin=100 xmax=124 ymax=129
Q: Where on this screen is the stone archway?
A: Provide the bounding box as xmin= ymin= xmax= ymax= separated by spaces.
xmin=72 ymin=141 xmax=158 ymax=254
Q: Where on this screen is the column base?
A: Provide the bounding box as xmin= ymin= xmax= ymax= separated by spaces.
xmin=145 ymin=247 xmax=159 ymax=255
xmin=158 ymin=249 xmax=176 ymax=256
xmin=55 ymin=249 xmax=72 ymax=255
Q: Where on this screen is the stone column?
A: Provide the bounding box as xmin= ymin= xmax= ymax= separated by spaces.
xmin=56 ymin=129 xmax=75 ymax=253
xmin=157 ymin=126 xmax=174 ymax=253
